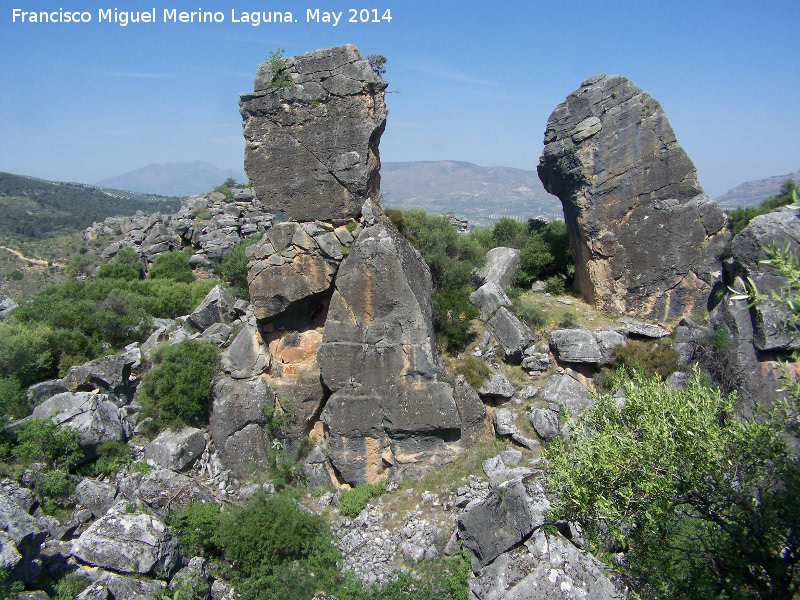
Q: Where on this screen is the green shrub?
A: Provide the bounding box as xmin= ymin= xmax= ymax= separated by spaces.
xmin=147 ymin=251 xmax=193 ymax=283
xmin=137 ymin=340 xmax=220 ymax=431
xmin=12 ymin=418 xmax=83 ymax=471
xmin=88 ymin=440 xmax=132 ymax=476
xmin=557 ymin=312 xmax=578 ymax=329
xmin=384 ymin=208 xmax=407 ymax=236
xmin=432 ymin=290 xmax=480 ymax=351
xmin=6 ymin=270 xmax=23 ymax=281
xmin=455 ymin=356 xmax=492 ymax=389
xmin=218 ymin=492 xmax=336 ymax=578
xmin=264 ymin=48 xmax=294 ymax=91
xmin=220 ymin=235 xmax=262 ymax=299
xmin=545 ymin=275 xmax=565 ymax=295
xmin=0 ymin=320 xmax=55 ymax=387
xmin=168 ymin=501 xmax=223 ymax=558
xmin=96 ymin=260 xmax=140 ymax=281
xmin=612 ymin=338 xmax=679 ymax=380
xmin=36 ymin=469 xmax=70 ymax=499
xmin=0 ymin=376 xmax=27 ymax=423
xmin=212 ymin=184 xmax=234 ymax=201
xmin=338 ymin=481 xmax=386 ymax=517
xmin=545 ymin=370 xmax=800 ymax=599
xmin=511 ymin=299 xmax=546 ymax=329
xmin=192 ymin=208 xmax=212 ymax=220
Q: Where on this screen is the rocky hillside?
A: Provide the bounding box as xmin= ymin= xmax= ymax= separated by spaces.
xmin=1 ymin=49 xmax=797 ymax=600
xmin=713 ymin=168 xmax=800 ymax=208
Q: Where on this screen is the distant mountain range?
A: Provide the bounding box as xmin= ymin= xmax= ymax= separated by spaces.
xmin=95 ymin=161 xmax=247 ymax=198
xmin=712 ymin=170 xmax=800 ymax=209
xmin=94 ymin=160 xmax=799 ymax=225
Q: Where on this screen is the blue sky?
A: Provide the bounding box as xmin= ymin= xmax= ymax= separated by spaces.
xmin=1 ymin=0 xmax=798 ymax=197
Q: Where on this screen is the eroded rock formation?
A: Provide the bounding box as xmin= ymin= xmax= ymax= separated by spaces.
xmin=240 ymin=45 xmax=387 ymax=221
xmin=538 ymin=73 xmax=729 ymax=319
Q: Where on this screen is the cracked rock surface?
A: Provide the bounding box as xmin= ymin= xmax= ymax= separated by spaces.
xmin=537 ymin=73 xmax=729 ymax=319
xmin=240 ymin=44 xmax=387 ymax=221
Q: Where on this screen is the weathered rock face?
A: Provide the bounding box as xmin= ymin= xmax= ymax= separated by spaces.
xmin=240 ymin=45 xmax=387 ymax=221
xmin=318 ymin=201 xmax=464 ymax=484
xmin=538 ymin=73 xmax=729 ymax=319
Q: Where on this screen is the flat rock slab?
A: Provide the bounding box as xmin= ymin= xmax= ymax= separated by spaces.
xmin=477 ymin=247 xmax=520 ymax=289
xmin=71 ymin=503 xmax=180 ymax=577
xmin=539 ymin=372 xmax=592 ymax=416
xmin=458 ymin=472 xmax=550 ymax=568
xmin=32 ymin=392 xmax=126 ymax=447
xmin=486 ymin=308 xmax=534 ymax=364
xmin=548 ymin=329 xmax=602 ymax=363
xmin=469 ymin=281 xmax=511 ymax=320
xmin=144 ymin=427 xmax=205 ymax=472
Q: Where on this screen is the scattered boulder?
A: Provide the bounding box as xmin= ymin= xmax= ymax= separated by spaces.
xmin=62 ymin=353 xmax=137 ymax=402
xmin=486 ymin=308 xmax=534 ymax=363
xmin=492 ymin=408 xmax=519 ymax=437
xmin=75 ymin=479 xmax=118 ymax=519
xmin=540 ymin=372 xmax=592 ymax=416
xmin=32 ymin=392 xmax=126 ymax=447
xmin=529 ymin=408 xmax=560 ymax=439
xmin=537 ymin=73 xmax=729 ymax=319
xmin=188 ymin=285 xmax=238 ymax=331
xmin=71 ymin=503 xmax=181 ymax=578
xmin=548 ymin=329 xmax=602 ymax=363
xmin=210 ymin=375 xmax=274 ymax=478
xmin=452 ymin=376 xmax=487 ymax=446
xmin=240 ymin=45 xmax=387 ymax=221
xmin=136 ymin=470 xmax=213 ymax=516
xmin=469 ymin=281 xmax=511 ymax=320
xmin=477 ymin=247 xmax=520 ymax=289
xmin=621 ymin=319 xmax=670 ymax=339
xmin=220 ymin=321 xmax=270 ymax=379
xmin=303 ymin=446 xmax=333 ymax=488
xmin=478 ymin=369 xmax=515 ymax=401
xmin=144 ymin=427 xmax=205 ymax=472
xmin=0 ymin=297 xmax=18 ymax=320
xmin=457 ymin=472 xmax=550 ymax=568
xmin=593 ymin=329 xmax=627 ymax=364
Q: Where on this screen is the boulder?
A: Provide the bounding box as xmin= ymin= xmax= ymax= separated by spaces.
xmin=144 ymin=427 xmax=205 ymax=472
xmin=318 ymin=201 xmax=462 ymax=484
xmin=71 ymin=503 xmax=181 ymax=577
xmin=240 ymin=45 xmax=387 ymax=221
xmin=482 ymin=454 xmax=534 ymax=488
xmin=548 ymin=329 xmax=603 ymax=363
xmin=457 ymin=472 xmax=550 ymax=568
xmin=486 ymin=308 xmax=534 ymax=363
xmin=303 ymin=446 xmax=332 ymax=488
xmin=478 ymin=371 xmax=515 ymax=401
xmin=75 ymin=479 xmax=118 ymax=519
xmin=537 ymin=73 xmax=729 ymax=319
xmin=32 ymin=392 xmax=126 ymax=446
xmin=247 ymin=222 xmax=340 ymax=321
xmin=452 ymin=375 xmax=487 ymax=446
xmin=529 ymin=408 xmax=560 ymax=439
xmin=540 ymin=372 xmax=592 ymax=416
xmin=136 ymin=470 xmax=213 ymax=516
xmin=469 ymin=532 xmax=623 ymax=600
xmin=26 ymin=379 xmax=70 ymax=406
xmin=731 ymin=208 xmax=800 ymax=351
xmin=220 ymin=321 xmax=270 ymax=379
xmin=76 ymin=568 xmax=168 ymax=599
xmin=477 ymin=247 xmax=520 ymax=289
xmin=469 ymin=281 xmax=511 ymax=320
xmin=593 ymin=329 xmax=627 ymax=364
xmin=622 ymin=319 xmax=670 ymax=339
xmin=0 ymin=297 xmax=18 ymax=320
xmin=62 ymin=353 xmax=137 ymax=402
xmin=492 ymin=408 xmax=519 ymax=437
xmin=187 ymin=285 xmax=238 ymax=331
xmin=210 ymin=375 xmax=273 ymax=478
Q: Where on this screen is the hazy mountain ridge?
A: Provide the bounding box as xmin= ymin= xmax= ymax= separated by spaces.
xmin=95 ymin=161 xmax=247 ymax=197
xmin=381 ymin=160 xmax=562 ymax=226
xmin=712 ymin=169 xmax=800 ymax=208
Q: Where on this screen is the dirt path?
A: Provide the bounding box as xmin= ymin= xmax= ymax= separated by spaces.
xmin=0 ymin=246 xmax=65 ymax=268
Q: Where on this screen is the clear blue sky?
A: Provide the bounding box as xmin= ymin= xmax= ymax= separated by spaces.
xmin=1 ymin=0 xmax=798 ymax=197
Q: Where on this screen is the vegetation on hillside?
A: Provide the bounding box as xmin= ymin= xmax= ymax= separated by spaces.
xmin=0 ymin=171 xmax=179 ymax=240
xmin=726 ymin=178 xmax=797 ymax=235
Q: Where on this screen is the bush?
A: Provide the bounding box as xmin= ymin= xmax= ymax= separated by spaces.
xmin=12 ymin=418 xmax=83 ymax=471
xmin=0 ymin=320 xmax=55 ymax=387
xmin=220 ymin=235 xmax=262 ymax=299
xmin=511 ymin=298 xmax=546 ymax=329
xmin=168 ymin=500 xmax=223 ymax=558
xmin=88 ymin=440 xmax=132 ymax=476
xmin=455 ymin=356 xmax=492 ymax=389
xmin=612 ymin=338 xmax=679 ymax=380
xmin=6 ymin=270 xmax=23 ymax=281
xmin=147 ymin=251 xmax=193 ymax=283
xmin=137 ymin=340 xmax=220 ymax=431
xmin=217 ymin=493 xmax=338 ymax=598
xmin=212 ymin=184 xmax=234 ymax=201
xmin=338 ymin=481 xmax=386 ymax=518
xmin=557 ymin=312 xmax=578 ymax=329
xmin=96 ymin=260 xmax=140 ymax=281
xmin=545 ymin=370 xmax=800 ymax=599
xmin=545 ymin=275 xmax=565 ymax=295
xmin=0 ymin=376 xmax=27 ymax=423
xmin=432 ymin=290 xmax=480 ymax=351
xmin=36 ymin=469 xmax=70 ymax=499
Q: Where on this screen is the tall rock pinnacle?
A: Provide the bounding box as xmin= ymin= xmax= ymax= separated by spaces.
xmin=537 ymin=74 xmax=729 ymax=320
xmin=239 ymin=45 xmax=387 ymax=222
